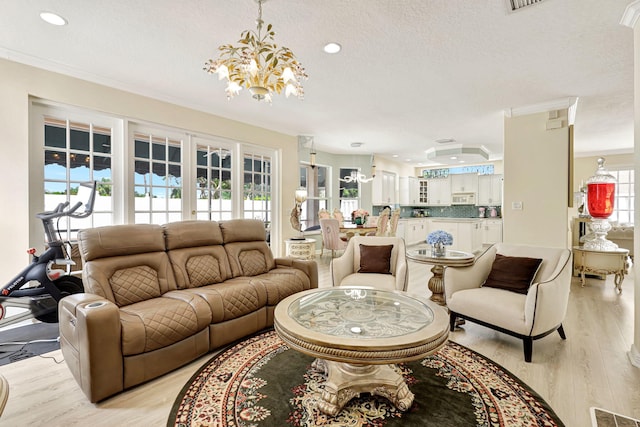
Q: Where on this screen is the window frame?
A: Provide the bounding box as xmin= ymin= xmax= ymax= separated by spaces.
xmin=29 ymin=99 xmax=281 ymax=254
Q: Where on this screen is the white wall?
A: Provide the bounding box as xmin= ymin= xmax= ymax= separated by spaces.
xmin=0 ymin=58 xmax=299 ymax=282
xmin=503 ymin=111 xmax=570 ymax=247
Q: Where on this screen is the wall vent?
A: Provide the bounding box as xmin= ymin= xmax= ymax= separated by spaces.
xmin=508 ymin=0 xmax=544 ymax=12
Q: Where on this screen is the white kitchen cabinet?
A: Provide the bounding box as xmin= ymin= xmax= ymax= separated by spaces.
xmin=372 ymin=171 xmax=397 ymax=205
xmin=396 ymin=219 xmax=407 ymax=241
xmin=450 ymin=173 xmax=479 ymax=194
xmin=426 ymin=178 xmax=451 ymax=206
xmin=418 ymin=180 xmax=428 ymax=204
xmin=399 ymin=176 xmax=421 ymax=206
xmin=477 ymin=174 xmax=503 ymax=206
xmin=429 ymin=219 xmax=483 ymax=253
xmin=482 ymin=219 xmax=503 ymax=244
xmin=396 ymin=218 xmax=429 ymax=246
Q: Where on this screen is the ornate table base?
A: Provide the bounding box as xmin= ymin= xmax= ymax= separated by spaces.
xmin=427 ymin=265 xmax=446 ymax=305
xmin=312 ymin=359 xmax=413 ymax=416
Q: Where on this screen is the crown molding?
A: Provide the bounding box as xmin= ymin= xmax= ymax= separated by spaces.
xmin=504 ymin=97 xmax=579 ymax=118
xmin=621 ymin=1 xmax=640 ymax=28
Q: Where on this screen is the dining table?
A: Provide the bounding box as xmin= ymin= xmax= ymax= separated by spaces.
xmin=339 ymin=225 xmax=378 ymax=240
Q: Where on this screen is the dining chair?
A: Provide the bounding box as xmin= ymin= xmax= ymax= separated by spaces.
xmin=388 ymin=209 xmax=401 ymax=237
xmin=368 ymin=207 xmax=390 ymax=236
xmin=320 ymin=218 xmax=348 ymax=258
xmin=318 ymin=208 xmax=331 ymax=220
xmin=332 ymin=208 xmax=345 ymax=226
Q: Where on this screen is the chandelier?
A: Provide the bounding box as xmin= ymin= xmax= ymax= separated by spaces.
xmin=339 ymin=155 xmax=376 ymax=183
xmin=204 ymin=0 xmax=308 ymax=103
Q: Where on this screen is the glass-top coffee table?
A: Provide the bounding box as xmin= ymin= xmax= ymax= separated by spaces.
xmin=274 ymin=286 xmax=449 ymax=416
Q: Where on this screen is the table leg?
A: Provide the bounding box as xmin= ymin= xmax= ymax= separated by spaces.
xmin=428 ymin=265 xmax=446 ymax=305
xmin=614 ymin=272 xmax=624 ymax=293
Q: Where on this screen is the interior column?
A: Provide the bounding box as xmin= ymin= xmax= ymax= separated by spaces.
xmin=622 ymin=1 xmax=640 ymax=368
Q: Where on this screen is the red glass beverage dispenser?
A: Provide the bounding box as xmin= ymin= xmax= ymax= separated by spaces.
xmin=584 ymin=158 xmax=618 ymax=251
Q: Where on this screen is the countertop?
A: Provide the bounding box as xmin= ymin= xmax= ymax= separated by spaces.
xmin=400 ymin=217 xmax=502 ymax=222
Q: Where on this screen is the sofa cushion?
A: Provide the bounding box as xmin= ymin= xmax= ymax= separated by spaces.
xmin=78 ymin=224 xmax=165 ymax=262
xmin=224 ymin=242 xmax=276 ymax=277
xmin=254 ymin=267 xmax=312 ymax=305
xmin=483 ymin=253 xmax=543 ymax=294
xmin=180 ymin=278 xmax=268 ymax=323
xmin=110 ymin=265 xmax=162 ymax=306
xmin=168 ymin=246 xmax=233 ymax=289
xmin=163 ymin=220 xmax=224 ymax=250
xmin=358 ymin=244 xmax=393 ymax=274
xmin=448 ymin=287 xmax=530 ymax=335
xmin=83 ymin=251 xmax=178 ymax=305
xmin=219 ymin=219 xmax=268 ymax=243
xmin=119 ymin=291 xmax=211 ymax=355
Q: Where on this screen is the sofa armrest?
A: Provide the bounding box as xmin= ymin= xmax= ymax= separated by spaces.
xmin=524 ymin=251 xmax=572 ymax=335
xmin=275 ymin=258 xmax=319 ymax=290
xmin=330 ymin=244 xmax=356 ymax=286
xmin=444 ymin=245 xmax=496 ymax=301
xmin=395 ymin=255 xmax=409 ymax=291
xmin=58 ymin=293 xmax=123 ymax=403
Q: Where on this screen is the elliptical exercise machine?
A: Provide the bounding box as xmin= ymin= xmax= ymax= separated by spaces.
xmin=0 ymin=181 xmax=97 ymax=326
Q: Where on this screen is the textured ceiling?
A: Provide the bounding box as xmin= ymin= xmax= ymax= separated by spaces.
xmin=0 ymin=0 xmax=634 ymax=167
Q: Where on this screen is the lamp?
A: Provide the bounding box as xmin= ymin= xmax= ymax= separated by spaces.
xmin=290 ymin=187 xmax=307 ymax=240
xmin=339 ymin=155 xmax=376 ymax=183
xmin=584 ymin=157 xmax=618 ymax=251
xmin=309 ymin=139 xmax=316 ymax=168
xmin=204 ymin=0 xmax=308 ymax=103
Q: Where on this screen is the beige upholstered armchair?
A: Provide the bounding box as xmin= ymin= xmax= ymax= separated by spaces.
xmin=331 ymin=236 xmax=408 ymax=291
xmin=444 ymin=243 xmax=572 ymax=362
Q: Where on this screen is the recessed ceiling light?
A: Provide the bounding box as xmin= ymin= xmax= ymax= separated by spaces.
xmin=450 ymin=156 xmax=457 ymax=160
xmin=392 ymin=154 xmax=399 ymax=158
xmin=323 ymin=42 xmax=342 ymax=54
xmin=40 ymin=11 xmax=67 ymax=26
xmin=350 ymin=142 xmax=364 ymax=148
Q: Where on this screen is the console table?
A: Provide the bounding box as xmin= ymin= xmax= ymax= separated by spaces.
xmin=572 ymin=246 xmax=629 ymax=292
xmin=285 ymin=238 xmax=316 ymax=260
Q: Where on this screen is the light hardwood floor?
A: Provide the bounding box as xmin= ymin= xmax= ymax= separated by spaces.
xmin=0 ymin=250 xmax=638 ymax=427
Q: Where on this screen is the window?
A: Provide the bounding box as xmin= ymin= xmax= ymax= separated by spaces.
xmin=32 ymin=100 xmax=280 ymax=252
xmin=339 ymin=167 xmax=360 ymax=222
xmin=133 ymin=131 xmax=183 ymax=224
xmin=43 ymin=116 xmax=114 ymax=241
xmin=299 ymin=164 xmax=328 ymax=230
xmin=243 ymin=150 xmax=272 ymax=224
xmin=195 ymin=144 xmax=233 ymax=221
xmin=609 ymin=168 xmax=634 ymax=225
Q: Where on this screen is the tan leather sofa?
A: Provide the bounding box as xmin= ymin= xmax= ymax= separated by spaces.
xmin=58 ymin=219 xmax=318 ymax=402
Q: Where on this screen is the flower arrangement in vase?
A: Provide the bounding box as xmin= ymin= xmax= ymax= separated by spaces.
xmin=426 ymin=230 xmax=453 ymax=257
xmin=351 ymin=209 xmax=370 ymax=226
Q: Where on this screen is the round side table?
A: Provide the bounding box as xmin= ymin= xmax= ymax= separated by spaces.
xmin=406 ymin=248 xmax=475 ymax=305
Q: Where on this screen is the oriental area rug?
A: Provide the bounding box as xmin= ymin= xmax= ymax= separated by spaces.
xmin=168 ymin=329 xmax=564 ymax=427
